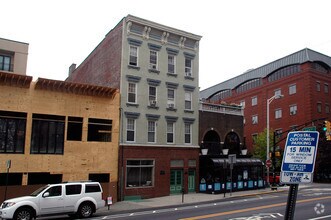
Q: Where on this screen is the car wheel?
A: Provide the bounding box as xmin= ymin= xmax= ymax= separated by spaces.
xmin=78 ymin=202 xmax=94 ymax=218
xmin=13 ymin=207 xmax=34 ymax=220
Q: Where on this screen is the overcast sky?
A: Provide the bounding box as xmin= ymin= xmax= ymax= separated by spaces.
xmin=3 ymin=0 xmax=331 ymax=90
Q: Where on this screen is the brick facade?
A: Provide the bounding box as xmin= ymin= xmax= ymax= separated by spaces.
xmin=119 ymin=146 xmax=199 ymax=199
xmin=66 ymin=21 xmax=124 ymax=88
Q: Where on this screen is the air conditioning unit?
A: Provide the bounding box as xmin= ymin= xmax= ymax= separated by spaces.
xmin=168 ymin=103 xmax=175 ymax=109
xmin=150 ymin=100 xmax=157 ymax=106
xmin=149 ymin=64 xmax=157 ymax=70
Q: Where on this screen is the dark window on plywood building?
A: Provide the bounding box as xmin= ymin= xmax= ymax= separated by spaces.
xmin=28 ymin=172 xmax=62 ymax=185
xmin=88 ymin=118 xmax=112 ymax=142
xmin=67 ymin=116 xmax=83 ymax=141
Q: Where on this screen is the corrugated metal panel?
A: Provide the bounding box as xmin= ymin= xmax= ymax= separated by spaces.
xmin=200 ymin=48 xmax=331 ymax=99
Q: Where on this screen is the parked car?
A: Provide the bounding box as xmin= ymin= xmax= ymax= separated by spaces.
xmin=0 ymin=181 xmax=105 ymax=220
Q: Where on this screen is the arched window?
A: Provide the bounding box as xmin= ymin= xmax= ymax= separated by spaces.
xmin=209 ymin=90 xmax=231 ymax=102
xmin=201 ymin=130 xmax=221 ymax=155
xmin=224 ymin=132 xmax=241 ymax=155
xmin=236 ymin=78 xmax=262 ymax=94
xmin=268 ymin=65 xmax=300 ymax=82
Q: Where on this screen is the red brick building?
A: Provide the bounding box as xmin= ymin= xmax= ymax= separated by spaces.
xmin=200 ymin=48 xmax=331 ymax=158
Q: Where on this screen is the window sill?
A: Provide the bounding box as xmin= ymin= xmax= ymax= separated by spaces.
xmin=184 ymin=76 xmax=194 ymax=80
xmin=184 ymin=110 xmax=194 ymax=113
xmin=128 ymin=65 xmax=140 ymax=70
xmin=149 ymin=69 xmax=160 ymax=74
xmin=148 ymin=105 xmax=159 ymax=109
xmin=167 ymin=72 xmax=177 ymax=77
xmin=126 ymin=103 xmax=139 ymax=107
xmin=167 ymin=108 xmax=177 ymax=112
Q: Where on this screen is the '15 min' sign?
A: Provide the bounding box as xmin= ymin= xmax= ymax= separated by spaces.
xmin=281 ymin=131 xmax=319 ymax=184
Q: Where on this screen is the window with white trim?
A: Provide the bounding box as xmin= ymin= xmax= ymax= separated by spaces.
xmin=290 ymin=105 xmax=297 ymax=115
xmin=324 ymin=83 xmax=329 ymax=94
xmin=167 ymin=88 xmax=175 ymax=108
xmin=240 ymin=100 xmax=245 ymax=109
xmin=128 ymin=83 xmax=136 ymax=103
xmin=167 ymin=122 xmax=174 ymax=144
xmin=289 ymin=84 xmax=296 ymax=95
xmin=184 ymin=123 xmax=191 ymax=144
xmin=251 ymin=96 xmax=257 ymax=106
xmin=129 ymin=46 xmax=138 ymax=66
xmin=274 ymin=89 xmax=282 ymax=98
xmin=185 ymin=58 xmax=192 ymax=77
xmin=149 ymin=50 xmax=158 ymax=70
xmin=275 ymin=108 xmax=282 ymax=119
xmin=252 ymin=115 xmax=258 ymax=124
xmin=185 ymin=92 xmax=192 ymax=110
xmin=147 ymin=121 xmax=156 ymax=143
xmin=149 ymin=86 xmax=157 ymax=105
xmin=168 ymin=55 xmax=175 ymax=74
xmin=126 ymin=118 xmax=135 ymax=142
xmin=316 ymin=81 xmax=321 ymax=92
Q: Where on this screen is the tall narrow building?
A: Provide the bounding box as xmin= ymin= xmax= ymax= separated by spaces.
xmin=66 ymin=15 xmax=202 ymax=199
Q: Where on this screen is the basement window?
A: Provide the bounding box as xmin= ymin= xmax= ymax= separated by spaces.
xmin=67 ymin=116 xmax=83 ymax=141
xmin=87 ymin=118 xmax=112 ymax=142
xmin=89 ymin=173 xmax=110 ymax=183
xmin=0 ymin=173 xmax=23 ymax=186
xmin=27 ymin=172 xmax=62 ymax=185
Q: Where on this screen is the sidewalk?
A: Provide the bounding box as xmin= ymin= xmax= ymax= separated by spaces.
xmin=99 ymin=186 xmax=290 ymax=214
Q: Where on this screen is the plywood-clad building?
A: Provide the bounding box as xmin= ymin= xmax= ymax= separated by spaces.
xmin=0 ymin=71 xmax=120 ymax=202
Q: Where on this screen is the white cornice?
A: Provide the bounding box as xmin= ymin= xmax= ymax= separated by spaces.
xmin=125 ymin=14 xmax=202 ymax=41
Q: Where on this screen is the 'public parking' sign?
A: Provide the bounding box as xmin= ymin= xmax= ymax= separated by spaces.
xmin=280 ymin=131 xmax=319 ymax=184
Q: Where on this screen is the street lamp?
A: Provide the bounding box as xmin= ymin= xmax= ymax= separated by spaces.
xmin=266 ymin=93 xmax=283 ymax=187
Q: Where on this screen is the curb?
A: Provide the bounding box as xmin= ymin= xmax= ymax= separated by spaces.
xmin=97 ymin=187 xmax=289 ymax=215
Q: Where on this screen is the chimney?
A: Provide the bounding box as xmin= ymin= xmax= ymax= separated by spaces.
xmin=68 ymin=63 xmax=76 ymax=76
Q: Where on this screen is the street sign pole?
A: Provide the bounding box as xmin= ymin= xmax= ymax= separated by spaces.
xmin=281 ymin=131 xmax=319 ymax=219
xmin=228 ymin=154 xmax=236 ymax=196
xmin=285 ymin=184 xmax=299 ymax=220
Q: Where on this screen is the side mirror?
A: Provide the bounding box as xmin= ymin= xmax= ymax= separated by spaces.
xmin=43 ymin=192 xmax=50 ymax=198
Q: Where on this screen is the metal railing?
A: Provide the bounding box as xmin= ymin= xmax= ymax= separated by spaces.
xmin=199 ymin=102 xmax=244 ymax=116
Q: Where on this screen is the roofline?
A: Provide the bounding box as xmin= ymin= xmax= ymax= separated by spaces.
xmin=200 ymin=48 xmax=331 ymax=99
xmin=0 ymin=37 xmax=29 ymax=46
xmin=126 ymin=14 xmax=202 ymax=41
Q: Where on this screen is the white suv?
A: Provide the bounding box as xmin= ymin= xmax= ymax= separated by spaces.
xmin=0 ymin=181 xmax=105 ymax=220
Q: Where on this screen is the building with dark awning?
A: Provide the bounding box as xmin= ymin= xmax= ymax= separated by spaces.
xmin=199 ymin=102 xmax=265 ymax=193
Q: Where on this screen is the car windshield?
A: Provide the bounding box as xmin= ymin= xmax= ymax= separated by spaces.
xmin=30 ymin=185 xmax=49 ymax=196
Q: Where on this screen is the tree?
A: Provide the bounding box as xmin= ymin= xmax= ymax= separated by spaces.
xmin=253 ymin=128 xmax=283 ymax=171
xmin=253 ymin=128 xmax=273 ymax=161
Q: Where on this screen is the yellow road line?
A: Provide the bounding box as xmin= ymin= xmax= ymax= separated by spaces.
xmin=179 ymin=195 xmax=331 ymax=220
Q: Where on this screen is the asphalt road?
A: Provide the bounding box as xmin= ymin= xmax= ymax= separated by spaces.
xmin=92 ymin=184 xmax=331 ymax=220
xmin=38 ymin=184 xmax=331 ymax=220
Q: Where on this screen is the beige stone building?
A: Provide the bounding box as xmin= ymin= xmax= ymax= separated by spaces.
xmin=0 ymin=38 xmax=28 ymax=75
xmin=0 ymin=71 xmax=120 ymax=201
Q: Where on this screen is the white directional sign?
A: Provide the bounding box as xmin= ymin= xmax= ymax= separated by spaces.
xmin=281 ymin=131 xmax=319 ymax=184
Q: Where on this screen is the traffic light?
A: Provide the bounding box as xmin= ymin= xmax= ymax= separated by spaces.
xmin=324 ymin=120 xmax=331 ymax=141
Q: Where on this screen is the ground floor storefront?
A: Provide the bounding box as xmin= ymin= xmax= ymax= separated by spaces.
xmin=118 ymin=145 xmax=199 ymax=200
xmin=199 ymin=156 xmax=265 ymax=194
